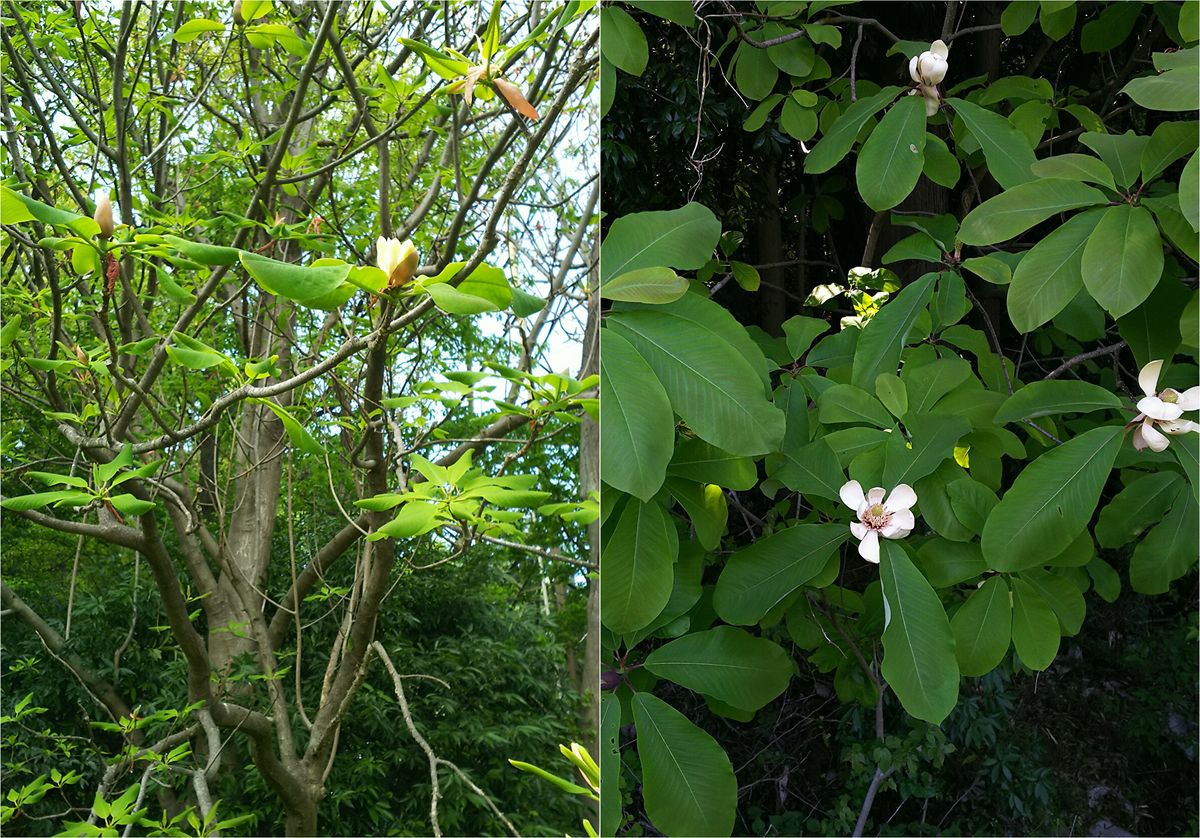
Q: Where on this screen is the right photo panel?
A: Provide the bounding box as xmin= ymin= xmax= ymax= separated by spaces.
xmin=598 ymin=2 xmax=1200 ymax=837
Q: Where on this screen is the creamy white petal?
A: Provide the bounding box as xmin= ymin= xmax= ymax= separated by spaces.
xmin=1132 ymin=423 xmax=1149 ymax=451
xmin=1142 ymin=420 xmax=1170 ymax=452
xmin=885 ymin=484 xmax=917 ymax=512
xmin=1137 ymin=395 xmax=1183 ymax=421
xmin=890 ymin=508 xmax=916 ymax=532
xmin=866 ymin=487 xmax=886 ymax=506
xmin=1175 ymin=386 xmax=1200 ymax=411
xmin=923 ymin=92 xmax=940 ymax=116
xmin=1138 ymin=360 xmax=1163 ymax=398
xmin=920 ymin=55 xmax=947 ymax=84
xmin=840 ymin=479 xmax=865 ymax=511
xmin=850 ymin=521 xmax=870 ymax=541
xmin=909 ymin=55 xmax=921 ymax=83
xmin=929 ymin=39 xmax=949 ymax=59
xmin=858 ymin=530 xmax=880 ymax=564
xmin=1162 ymin=418 xmax=1200 ymax=435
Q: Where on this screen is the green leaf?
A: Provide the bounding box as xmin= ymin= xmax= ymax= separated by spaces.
xmin=957 ymin=179 xmax=1106 ymax=246
xmin=1087 ymin=557 xmax=1121 ymax=602
xmin=961 ymin=255 xmax=1012 ymax=286
xmin=981 ymin=426 xmax=1122 ymax=572
xmin=600 ymin=499 xmax=677 ymax=634
xmin=804 ymin=87 xmax=902 ymax=174
xmin=713 ymin=523 xmax=848 ymax=625
xmin=253 ymin=399 xmax=322 ymax=455
xmin=607 ymin=309 xmax=784 ymax=456
xmin=922 ymin=132 xmax=961 ymax=188
xmin=948 ymin=97 xmax=1038 ymax=189
xmin=162 ymin=234 xmax=240 ymax=266
xmin=1140 ymin=120 xmax=1199 ymax=184
xmin=779 ymin=97 xmax=817 ymax=141
xmin=645 ymin=626 xmax=793 ymax=711
xmin=851 ymin=272 xmax=938 ymax=389
xmin=951 ymin=576 xmax=1011 ymax=677
xmin=601 ymin=267 xmax=689 ymax=304
xmin=600 ymin=694 xmax=621 ymax=837
xmin=107 ymin=494 xmax=157 ymax=517
xmin=368 ymin=501 xmax=441 ymax=541
xmin=173 ymin=18 xmax=225 ymax=42
xmin=1010 ymin=578 xmax=1060 ymax=670
xmin=734 ymin=41 xmax=778 ymax=100
xmin=1006 ymin=207 xmax=1105 ymax=332
xmin=627 ymin=0 xmax=696 ymax=26
xmin=881 ymin=413 xmax=971 ymax=488
xmin=600 ymin=330 xmax=673 ymax=501
xmin=668 ymin=439 xmax=757 ymax=490
xmin=1081 ymin=1 xmax=1142 ymax=53
xmin=1001 ymin=1 xmax=1039 ymax=35
xmin=1079 ymin=131 xmax=1149 ymax=190
xmin=769 ymin=438 xmax=846 ymax=502
xmin=1121 ymin=68 xmax=1200 ymax=111
xmin=878 ymin=540 xmax=959 ymax=725
xmin=244 ymin=22 xmax=309 ymax=58
xmin=666 ymin=479 xmax=727 ymax=550
xmin=633 ymin=693 xmax=736 ymax=838
xmin=856 ymin=96 xmax=927 ymax=211
xmin=1028 ymin=153 xmax=1116 ymax=190
xmin=1 ymin=186 xmax=100 ymax=237
xmin=1096 ymin=471 xmax=1183 ymax=548
xmin=946 ymin=478 xmax=999 ymax=535
xmin=1081 ymin=205 xmax=1164 ymax=319
xmin=903 ymin=357 xmax=973 ymax=414
xmin=240 ymin=252 xmax=350 ymax=307
xmin=165 ymin=332 xmax=231 ymax=371
xmin=1180 ymin=153 xmax=1199 ymax=232
xmin=400 ymin=38 xmax=471 ymax=79
xmin=781 ymin=315 xmax=828 ymax=359
xmin=601 ymin=203 xmax=722 ymax=284
xmin=600 ymin=6 xmax=648 ymax=76
xmin=818 ymin=383 xmax=892 ymax=429
xmin=729 ymin=261 xmax=760 ymax=292
xmin=1020 ymin=567 xmax=1085 ymax=636
xmin=1129 ymin=485 xmax=1198 ymax=594
xmin=421 ymin=262 xmax=513 ymax=314
xmin=994 ymin=380 xmax=1122 ymax=423
xmin=1 ymin=491 xmax=94 ymax=511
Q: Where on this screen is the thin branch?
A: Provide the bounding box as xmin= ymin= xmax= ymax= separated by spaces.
xmin=1044 ymin=341 xmax=1127 ymax=380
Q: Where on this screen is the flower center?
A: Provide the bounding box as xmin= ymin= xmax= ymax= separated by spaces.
xmin=1160 ymin=389 xmax=1179 ymax=404
xmin=861 ymin=503 xmax=890 ymax=531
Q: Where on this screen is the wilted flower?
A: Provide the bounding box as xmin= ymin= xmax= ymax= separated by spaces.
xmin=907 ymin=40 xmax=948 ymax=116
xmin=94 ymin=189 xmax=113 ymax=238
xmin=840 ymin=480 xmax=917 ymax=564
xmin=376 ymin=236 xmax=418 ymax=289
xmin=1129 ymin=359 xmax=1200 ymax=452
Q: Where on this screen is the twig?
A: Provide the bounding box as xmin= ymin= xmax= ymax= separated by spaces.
xmin=1044 ymin=341 xmax=1127 ymax=379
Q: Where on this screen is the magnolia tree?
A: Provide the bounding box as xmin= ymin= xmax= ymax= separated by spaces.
xmin=1 ymin=1 xmax=597 ymax=834
xmin=598 ymin=2 xmax=1198 ymax=836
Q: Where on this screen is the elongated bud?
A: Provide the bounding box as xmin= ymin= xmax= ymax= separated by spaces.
xmin=94 ymin=190 xmax=113 ymax=238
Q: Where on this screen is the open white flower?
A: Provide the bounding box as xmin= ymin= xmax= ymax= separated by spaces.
xmin=907 ymin=40 xmax=948 ymax=116
xmin=1129 ymin=359 xmax=1200 ymax=452
xmin=376 ymin=236 xmax=418 ymax=289
xmin=839 ymin=480 xmax=917 ymax=564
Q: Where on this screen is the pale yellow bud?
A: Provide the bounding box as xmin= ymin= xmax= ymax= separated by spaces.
xmin=94 ymin=190 xmax=113 ymax=238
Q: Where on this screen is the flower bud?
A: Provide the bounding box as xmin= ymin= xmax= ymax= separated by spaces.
xmin=909 ymin=39 xmax=949 ymax=86
xmin=94 ymin=190 xmax=113 ymax=238
xmin=376 ymin=236 xmax=419 ymax=288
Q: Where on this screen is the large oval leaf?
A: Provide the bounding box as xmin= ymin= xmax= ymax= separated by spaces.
xmin=951 ymin=576 xmax=1011 ymax=677
xmin=1129 ymin=485 xmax=1197 ymax=594
xmin=607 ymin=311 xmax=784 ymax=456
xmin=600 ymin=498 xmax=678 ymax=634
xmin=947 ymin=97 xmax=1038 ymax=189
xmin=644 ymin=626 xmax=793 ymax=711
xmin=600 ymin=203 xmax=721 ymax=284
xmin=1007 ymin=208 xmax=1105 ymax=332
xmin=879 ymin=540 xmax=960 ymax=725
xmin=599 ymin=6 xmax=648 ymax=76
xmin=421 ymin=262 xmax=513 ymax=314
xmin=856 ymin=96 xmax=927 ymax=211
xmin=600 ymin=329 xmax=674 ymax=501
xmin=980 ymin=426 xmax=1122 ymax=572
xmin=804 ymin=86 xmax=902 ymax=174
xmin=633 ymin=693 xmax=736 ymax=838
xmin=1010 ymin=578 xmax=1060 ymax=670
xmin=958 ymin=179 xmax=1106 ymax=246
xmin=851 ymin=271 xmax=938 ymax=389
xmin=601 ymin=267 xmax=689 ymax=304
xmin=713 ymin=523 xmax=848 ymax=625
xmin=240 ymin=252 xmax=350 ymax=306
xmin=994 ymin=380 xmax=1122 ymax=423
xmin=599 ymin=694 xmax=621 ymax=837
xmin=1081 ymin=204 xmax=1164 ymax=319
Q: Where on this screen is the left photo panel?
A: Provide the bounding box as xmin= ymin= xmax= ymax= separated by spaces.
xmin=0 ymin=2 xmax=599 ymax=836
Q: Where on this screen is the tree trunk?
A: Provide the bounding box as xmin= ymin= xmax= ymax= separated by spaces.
xmin=579 ymin=247 xmax=600 ymax=755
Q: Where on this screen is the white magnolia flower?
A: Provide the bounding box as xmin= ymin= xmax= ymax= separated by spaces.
xmin=1130 ymin=359 xmax=1200 ymax=452
xmin=94 ymin=189 xmax=113 ymax=238
xmin=839 ymin=480 xmax=917 ymax=564
xmin=907 ymin=40 xmax=948 ymax=116
xmin=376 ymin=236 xmax=419 ymax=288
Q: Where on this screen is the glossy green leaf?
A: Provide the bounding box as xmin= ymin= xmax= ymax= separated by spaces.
xmin=1180 ymin=153 xmax=1199 ymax=232
xmin=734 ymin=41 xmax=779 ymax=101
xmin=666 ymin=478 xmax=727 ymax=551
xmin=818 ymin=383 xmax=892 ymax=429
xmin=633 ymin=693 xmax=736 ymax=838
xmin=804 ymin=87 xmax=902 ymax=174
xmin=1121 ymin=67 xmax=1200 ymax=111
xmin=781 ymin=315 xmax=828 ymax=359
xmin=851 ymin=272 xmax=938 ymax=389
xmin=1095 ymin=471 xmax=1183 ymax=548
xmin=367 ymin=501 xmax=441 ymax=541
xmin=601 ymin=266 xmax=689 ymax=305
xmin=958 ymin=179 xmax=1106 ymax=246
xmin=600 ymin=499 xmax=678 ymax=634
xmin=1020 ymin=567 xmax=1085 ymax=636
xmin=668 ymin=439 xmax=757 ymax=490
xmin=1140 ymin=120 xmax=1199 ymax=183
xmin=856 ymin=96 xmax=927 ymax=211
xmin=601 ymin=203 xmax=721 ymax=284
xmin=600 ymin=6 xmax=648 ymax=76
xmin=879 ymin=540 xmax=959 ymax=725
xmin=1007 ymin=208 xmax=1105 ymax=332
xmin=600 ymin=694 xmax=621 ymax=837
xmin=994 ymin=380 xmax=1122 ymax=423
xmin=981 ymin=427 xmax=1122 ymax=572
xmin=645 ymin=626 xmax=793 ymax=711
xmin=770 ymin=438 xmax=846 ymax=501
xmin=1079 ymin=131 xmax=1149 ymax=190
xmin=240 ymin=252 xmax=350 ymax=306
xmin=254 ymin=399 xmax=322 ymax=456
xmin=951 ymin=576 xmax=1011 ymax=676
xmin=1010 ymin=578 xmax=1060 ymax=670
xmin=173 ymin=18 xmax=225 ymax=42
xmin=1029 ymin=153 xmax=1115 ymax=190
xmin=1129 ymin=485 xmax=1198 ymax=594
xmin=881 ymin=413 xmax=971 ymax=488
xmin=948 ymin=97 xmax=1038 ymax=189
xmin=1081 ymin=204 xmax=1164 ymax=319
xmin=713 ymin=523 xmax=848 ymax=625
xmin=422 ymin=262 xmax=513 ymax=314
